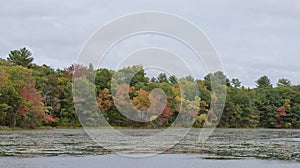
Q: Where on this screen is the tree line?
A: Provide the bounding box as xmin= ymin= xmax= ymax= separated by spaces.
xmin=0 ymin=47 xmax=299 ymax=128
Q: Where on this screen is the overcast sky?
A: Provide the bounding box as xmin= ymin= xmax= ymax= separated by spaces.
xmin=0 ymin=0 xmax=299 ymax=87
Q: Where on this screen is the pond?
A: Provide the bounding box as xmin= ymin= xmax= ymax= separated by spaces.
xmin=0 ymin=154 xmax=299 ymax=168
xmin=0 ymin=128 xmax=299 ymax=167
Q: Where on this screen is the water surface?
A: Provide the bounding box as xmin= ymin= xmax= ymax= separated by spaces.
xmin=0 ymin=129 xmax=299 ymax=161
xmin=0 ymin=154 xmax=299 ymax=168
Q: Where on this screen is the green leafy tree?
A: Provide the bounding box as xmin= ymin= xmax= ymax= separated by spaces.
xmin=2 ymin=47 xmax=300 ymax=129
xmin=73 ymin=78 xmax=99 ymax=127
xmin=0 ymin=58 xmax=10 ymax=66
xmin=0 ymin=65 xmax=53 ymax=128
xmin=58 ymin=75 xmax=79 ymax=127
xmin=113 ymin=65 xmax=148 ymax=87
xmin=0 ymin=66 xmax=31 ymax=127
xmin=95 ymin=68 xmax=114 ymax=91
xmin=185 ymin=75 xmax=195 ymax=82
xmin=204 ymin=71 xmax=230 ymax=90
xmin=220 ymin=87 xmax=260 ymax=128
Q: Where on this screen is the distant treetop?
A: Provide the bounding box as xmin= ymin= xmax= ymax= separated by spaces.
xmin=7 ymin=47 xmax=33 ymax=68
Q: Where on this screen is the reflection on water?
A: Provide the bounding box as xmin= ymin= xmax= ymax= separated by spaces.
xmin=270 ymin=138 xmax=300 ymax=142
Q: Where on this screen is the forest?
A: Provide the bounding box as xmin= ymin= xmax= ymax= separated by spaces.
xmin=0 ymin=47 xmax=299 ymax=129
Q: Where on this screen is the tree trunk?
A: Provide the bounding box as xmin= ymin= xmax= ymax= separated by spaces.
xmin=10 ymin=110 xmax=18 ymax=127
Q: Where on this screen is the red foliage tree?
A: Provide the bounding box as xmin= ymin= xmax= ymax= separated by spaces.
xmin=62 ymin=64 xmax=89 ymax=81
xmin=275 ymin=106 xmax=287 ymax=128
xmin=18 ymin=80 xmax=54 ymax=127
xmin=156 ymin=96 xmax=174 ymax=125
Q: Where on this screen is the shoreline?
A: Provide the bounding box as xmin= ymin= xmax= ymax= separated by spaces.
xmin=1 ymin=126 xmax=300 ymax=131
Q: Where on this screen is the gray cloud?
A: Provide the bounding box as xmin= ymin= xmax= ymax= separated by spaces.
xmin=0 ymin=0 xmax=299 ymax=87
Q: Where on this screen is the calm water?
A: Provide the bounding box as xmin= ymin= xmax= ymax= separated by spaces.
xmin=0 ymin=128 xmax=299 ymax=167
xmin=0 ymin=154 xmax=299 ymax=168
